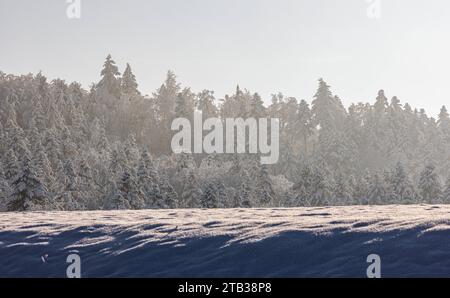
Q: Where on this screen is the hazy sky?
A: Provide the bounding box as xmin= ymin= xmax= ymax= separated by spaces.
xmin=1 ymin=0 xmax=449 ymax=116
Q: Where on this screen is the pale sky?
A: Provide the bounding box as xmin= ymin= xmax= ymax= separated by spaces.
xmin=1 ymin=0 xmax=449 ymax=116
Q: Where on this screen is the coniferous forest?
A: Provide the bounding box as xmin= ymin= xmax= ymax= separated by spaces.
xmin=1 ymin=55 xmax=450 ymax=211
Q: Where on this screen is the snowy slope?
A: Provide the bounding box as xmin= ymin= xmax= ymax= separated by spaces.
xmin=1 ymin=205 xmax=450 ymax=277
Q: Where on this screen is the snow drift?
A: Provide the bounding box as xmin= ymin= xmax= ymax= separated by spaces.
xmin=1 ymin=205 xmax=450 ymax=277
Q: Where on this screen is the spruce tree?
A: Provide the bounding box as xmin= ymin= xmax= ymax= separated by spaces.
xmin=159 ymin=174 xmax=178 ymax=209
xmin=8 ymin=157 xmax=48 ymax=211
xmin=114 ymin=170 xmax=145 ymax=210
xmin=4 ymin=149 xmax=19 ymax=181
xmin=442 ymin=177 xmax=450 ymax=204
xmin=368 ymin=173 xmax=388 ymax=205
xmin=197 ymin=90 xmax=218 ymax=119
xmin=296 ymin=99 xmax=313 ymax=155
xmin=0 ymin=167 xmax=11 ymax=211
xmin=235 ymin=174 xmax=253 ymax=208
xmin=121 ymin=63 xmax=140 ymax=98
xmin=181 ymin=170 xmax=202 ymax=208
xmin=309 ymin=164 xmax=334 ymax=206
xmin=201 ymin=181 xmax=219 ymax=208
xmin=258 ymin=164 xmax=275 ymax=206
xmin=174 ymin=88 xmax=195 ymax=121
xmin=34 ymin=146 xmax=55 ymax=187
xmin=292 ymin=164 xmax=313 ymax=206
xmin=250 ymin=92 xmax=266 ymax=118
xmin=418 ymin=164 xmax=442 ymax=203
xmin=334 ymin=173 xmax=353 ymax=206
xmin=137 ymin=149 xmax=163 ymax=208
xmin=311 ymin=78 xmax=345 ymax=130
xmin=390 ymin=162 xmax=416 ymax=203
xmin=98 ymin=54 xmax=121 ymax=98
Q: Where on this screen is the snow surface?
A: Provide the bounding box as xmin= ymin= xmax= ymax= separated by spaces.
xmin=1 ymin=205 xmax=450 ymax=277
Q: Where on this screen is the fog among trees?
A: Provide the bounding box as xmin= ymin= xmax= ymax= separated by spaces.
xmin=1 ymin=55 xmax=450 ymax=211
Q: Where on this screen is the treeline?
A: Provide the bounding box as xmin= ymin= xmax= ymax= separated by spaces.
xmin=1 ymin=55 xmax=450 ymax=211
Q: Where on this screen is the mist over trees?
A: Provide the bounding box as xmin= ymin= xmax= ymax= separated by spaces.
xmin=1 ymin=55 xmax=449 ymax=211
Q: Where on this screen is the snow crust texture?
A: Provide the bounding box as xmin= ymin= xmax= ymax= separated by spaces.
xmin=1 ymin=205 xmax=450 ymax=277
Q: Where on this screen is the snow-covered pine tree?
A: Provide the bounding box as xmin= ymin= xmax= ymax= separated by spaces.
xmin=350 ymin=172 xmax=370 ymax=205
xmin=97 ymin=54 xmax=121 ymax=98
xmin=296 ymin=99 xmax=313 ymax=156
xmin=27 ymin=124 xmax=42 ymax=156
xmin=418 ymin=164 xmax=442 ymax=203
xmin=257 ymin=164 xmax=275 ymax=206
xmin=92 ymin=117 xmax=110 ymax=156
xmin=311 ymin=78 xmax=345 ymax=131
xmin=250 ymin=92 xmax=266 ymax=118
xmin=175 ymin=88 xmax=196 ymax=123
xmin=3 ymin=149 xmax=19 ymax=182
xmin=34 ymin=145 xmax=55 ymax=188
xmin=201 ymin=181 xmax=219 ymax=208
xmin=437 ymin=105 xmax=450 ymax=139
xmin=109 ymin=147 xmax=126 ymax=179
xmin=309 ymin=164 xmax=334 ymax=206
xmin=59 ymin=126 xmax=77 ymax=160
xmin=124 ymin=134 xmax=140 ymax=167
xmin=137 ymin=149 xmax=163 ymax=208
xmin=153 ymin=71 xmax=181 ymax=154
xmin=0 ymin=122 xmax=4 ymax=156
xmin=78 ymin=158 xmax=97 ymax=209
xmin=367 ymin=173 xmax=388 ymax=205
xmin=113 ymin=169 xmax=145 ymax=210
xmin=10 ymin=133 xmax=31 ymax=159
xmin=390 ymin=162 xmax=416 ymax=204
xmin=382 ymin=170 xmax=394 ymax=204
xmin=59 ymin=159 xmax=81 ymax=210
xmin=110 ymin=182 xmax=131 ymax=210
xmin=121 ymin=63 xmax=140 ymax=99
xmin=292 ymin=164 xmax=313 ymax=206
xmin=8 ymin=156 xmax=48 ymax=211
xmin=234 ymin=173 xmax=253 ymax=208
xmin=42 ymin=130 xmax=62 ymax=171
xmin=0 ymin=167 xmax=11 ymax=211
xmin=334 ymin=173 xmax=353 ymax=206
xmin=197 ymin=90 xmax=218 ymax=119
xmin=159 ymin=174 xmax=178 ymax=209
xmin=181 ymin=169 xmax=202 ymax=208
xmin=442 ymin=177 xmax=450 ymax=204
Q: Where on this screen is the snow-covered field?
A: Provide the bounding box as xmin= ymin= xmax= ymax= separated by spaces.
xmin=1 ymin=205 xmax=450 ymax=277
